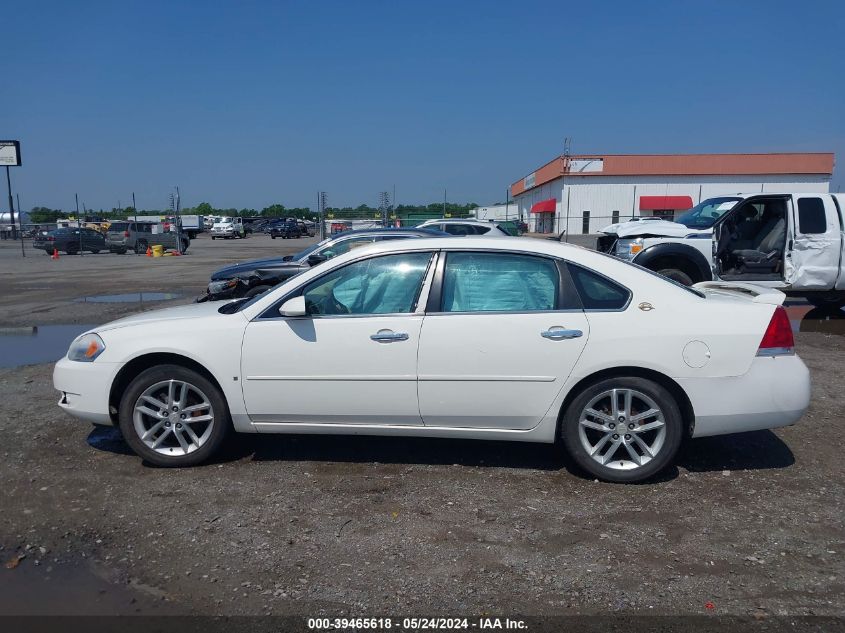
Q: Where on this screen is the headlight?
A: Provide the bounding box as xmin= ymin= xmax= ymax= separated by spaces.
xmin=68 ymin=333 xmax=106 ymax=362
xmin=208 ymin=279 xmax=238 ymax=294
xmin=615 ymin=238 xmax=643 ymax=260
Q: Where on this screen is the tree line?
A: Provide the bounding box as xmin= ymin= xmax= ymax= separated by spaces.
xmin=28 ymin=201 xmax=480 ymax=224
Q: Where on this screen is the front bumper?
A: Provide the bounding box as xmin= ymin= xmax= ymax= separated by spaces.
xmin=53 ymin=357 xmax=121 ymax=426
xmin=679 ymin=354 xmax=811 ymax=438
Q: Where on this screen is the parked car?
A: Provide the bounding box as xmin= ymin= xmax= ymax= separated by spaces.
xmin=105 ymin=221 xmax=190 ymax=254
xmin=270 ymin=220 xmax=301 ymax=239
xmin=55 ymin=237 xmax=810 ymax=482
xmin=210 ymin=217 xmax=245 ymax=239
xmin=298 ymin=220 xmax=315 ymax=237
xmin=200 ymin=227 xmax=450 ymax=301
xmin=417 ymin=219 xmax=512 ymax=236
xmin=597 ymin=193 xmax=845 ymax=307
xmin=33 ymin=227 xmax=106 ymax=255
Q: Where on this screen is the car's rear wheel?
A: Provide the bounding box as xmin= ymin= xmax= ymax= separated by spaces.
xmin=134 ymin=240 xmax=148 ymax=254
xmin=561 ymin=377 xmax=682 ymax=483
xmin=118 ymin=364 xmax=230 ymax=467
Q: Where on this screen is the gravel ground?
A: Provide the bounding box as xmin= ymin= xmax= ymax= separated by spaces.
xmin=0 ymin=236 xmax=843 ymax=619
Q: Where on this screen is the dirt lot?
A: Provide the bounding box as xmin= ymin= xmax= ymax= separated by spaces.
xmin=0 ymin=235 xmax=843 ymax=619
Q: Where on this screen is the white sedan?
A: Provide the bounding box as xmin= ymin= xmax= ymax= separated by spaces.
xmin=53 ymin=237 xmax=810 ymax=482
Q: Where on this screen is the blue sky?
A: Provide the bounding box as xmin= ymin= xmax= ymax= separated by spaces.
xmin=5 ymin=0 xmax=844 ymax=211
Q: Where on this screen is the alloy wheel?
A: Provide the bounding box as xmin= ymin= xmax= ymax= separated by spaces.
xmin=578 ymin=388 xmax=666 ymax=471
xmin=133 ymin=379 xmax=215 ymax=456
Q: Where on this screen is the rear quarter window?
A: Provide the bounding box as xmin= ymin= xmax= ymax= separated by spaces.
xmin=567 ymin=263 xmax=631 ymax=310
xmin=797 ymin=198 xmax=827 ymax=234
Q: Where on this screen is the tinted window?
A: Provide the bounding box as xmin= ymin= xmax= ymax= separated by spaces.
xmin=109 ymin=222 xmax=129 ymax=232
xmin=567 ymin=263 xmax=630 ymax=310
xmin=442 ymin=252 xmax=558 ymax=312
xmin=798 ymin=198 xmax=827 ymax=234
xmin=443 ymin=224 xmax=473 ymax=236
xmin=317 ymin=236 xmax=377 ymax=260
xmin=303 ymin=252 xmax=432 ymax=316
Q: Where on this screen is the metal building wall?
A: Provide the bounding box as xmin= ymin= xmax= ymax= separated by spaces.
xmin=515 ymin=174 xmax=830 ymax=234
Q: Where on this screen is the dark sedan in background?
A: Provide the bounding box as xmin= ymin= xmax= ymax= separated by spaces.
xmin=32 ymin=228 xmax=106 ymax=255
xmin=269 ymin=220 xmax=302 ymax=239
xmin=199 ymin=227 xmax=450 ymax=301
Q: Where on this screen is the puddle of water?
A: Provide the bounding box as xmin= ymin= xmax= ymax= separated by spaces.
xmin=0 ymin=557 xmax=186 ymax=615
xmin=785 ymin=305 xmax=845 ymax=336
xmin=0 ymin=324 xmax=95 ymax=368
xmin=74 ymin=292 xmax=181 ymax=303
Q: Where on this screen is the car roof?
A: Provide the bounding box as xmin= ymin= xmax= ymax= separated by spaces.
xmin=420 ymin=218 xmax=496 ymax=225
xmin=329 ymin=227 xmax=451 ymax=238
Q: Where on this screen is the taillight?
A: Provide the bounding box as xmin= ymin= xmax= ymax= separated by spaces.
xmin=757 ymin=306 xmax=794 ymax=356
xmin=47 ymin=236 xmax=55 ymax=241
xmin=124 ymin=231 xmax=130 ymax=237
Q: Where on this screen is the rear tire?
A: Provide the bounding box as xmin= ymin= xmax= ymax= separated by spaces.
xmin=656 ymin=268 xmax=694 ymax=286
xmin=134 ymin=240 xmax=148 ymax=254
xmin=118 ymin=364 xmax=230 ymax=467
xmin=560 ymin=376 xmax=683 ymax=483
xmin=806 ymin=292 xmax=845 ymax=309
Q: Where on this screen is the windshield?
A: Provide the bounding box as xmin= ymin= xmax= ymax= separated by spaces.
xmin=675 ymin=196 xmax=742 ymax=229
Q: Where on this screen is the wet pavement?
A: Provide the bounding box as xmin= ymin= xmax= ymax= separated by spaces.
xmin=0 ymin=324 xmax=94 ymax=368
xmin=784 ymin=302 xmax=845 ymax=336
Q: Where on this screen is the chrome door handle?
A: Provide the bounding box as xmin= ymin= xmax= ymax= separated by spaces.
xmin=541 ymin=328 xmax=583 ymax=340
xmin=370 ymin=331 xmax=409 ymax=342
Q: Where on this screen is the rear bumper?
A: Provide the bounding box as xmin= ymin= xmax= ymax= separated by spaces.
xmin=53 ymin=357 xmax=121 ymax=426
xmin=679 ymin=354 xmax=811 ymax=438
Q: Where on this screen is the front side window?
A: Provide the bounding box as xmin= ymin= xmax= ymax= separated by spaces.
xmin=797 ymin=198 xmax=827 ymax=234
xmin=303 ymin=252 xmax=432 ymax=316
xmin=567 ymin=263 xmax=630 ymax=310
xmin=443 ymin=224 xmax=473 ymax=236
xmin=441 ymin=252 xmax=558 ymax=312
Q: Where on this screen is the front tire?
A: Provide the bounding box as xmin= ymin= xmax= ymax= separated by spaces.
xmin=244 ymin=285 xmax=272 ymax=299
xmin=560 ymin=377 xmax=683 ymax=483
xmin=118 ymin=364 xmax=230 ymax=467
xmin=656 ymin=268 xmax=694 ymax=286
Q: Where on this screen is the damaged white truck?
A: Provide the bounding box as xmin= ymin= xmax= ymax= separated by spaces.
xmin=598 ymin=192 xmax=845 ymax=307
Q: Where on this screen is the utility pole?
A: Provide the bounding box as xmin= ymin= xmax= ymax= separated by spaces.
xmin=75 ymin=194 xmax=83 ymax=256
xmin=5 ymin=166 xmax=15 ymax=240
xmin=378 ymin=191 xmax=390 ymax=228
xmin=562 ymin=137 xmax=572 ymax=240
xmin=443 ymin=188 xmax=446 ymax=217
xmin=132 ymin=192 xmax=139 ymax=255
xmin=175 ymin=186 xmax=183 ymax=255
xmin=16 ymin=193 xmax=24 ymax=257
xmin=318 ymin=191 xmax=327 ymax=239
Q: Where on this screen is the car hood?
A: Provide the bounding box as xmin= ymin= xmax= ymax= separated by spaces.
xmin=600 ymin=219 xmax=709 ymax=239
xmin=211 ymin=257 xmax=299 ymax=280
xmin=93 ymin=301 xmax=241 ymax=333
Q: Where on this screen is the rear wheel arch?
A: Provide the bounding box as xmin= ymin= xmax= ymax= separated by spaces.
xmin=557 ymin=366 xmax=696 ymax=439
xmin=109 ymin=353 xmax=228 ymax=424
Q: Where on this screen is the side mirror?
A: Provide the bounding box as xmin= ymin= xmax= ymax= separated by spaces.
xmin=307 ymin=253 xmax=327 ymax=266
xmin=278 ymin=295 xmax=307 ymax=317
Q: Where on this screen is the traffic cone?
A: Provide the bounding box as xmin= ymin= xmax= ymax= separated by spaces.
xmin=146 ymin=246 xmax=152 ymax=257
xmin=51 ymin=248 xmax=59 ymax=260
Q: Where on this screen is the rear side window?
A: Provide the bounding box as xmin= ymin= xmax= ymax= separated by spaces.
xmin=797 ymin=198 xmax=827 ymax=234
xmin=567 ymin=263 xmax=630 ymax=310
xmin=110 ymin=222 xmax=129 ymax=232
xmin=441 ymin=252 xmax=558 ymax=312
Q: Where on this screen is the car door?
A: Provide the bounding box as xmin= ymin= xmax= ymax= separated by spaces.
xmin=417 ymin=250 xmax=590 ymax=430
xmin=785 ymin=195 xmax=841 ymax=290
xmin=240 ymin=250 xmax=436 ymax=426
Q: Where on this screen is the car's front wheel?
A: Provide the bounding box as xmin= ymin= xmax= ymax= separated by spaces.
xmin=118 ymin=364 xmax=230 ymax=467
xmin=561 ymin=377 xmax=682 ymax=483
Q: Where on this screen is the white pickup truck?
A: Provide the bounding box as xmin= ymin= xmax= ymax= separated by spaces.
xmin=598 ymin=192 xmax=845 ymax=307
xmin=210 ymin=216 xmax=245 ymax=240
